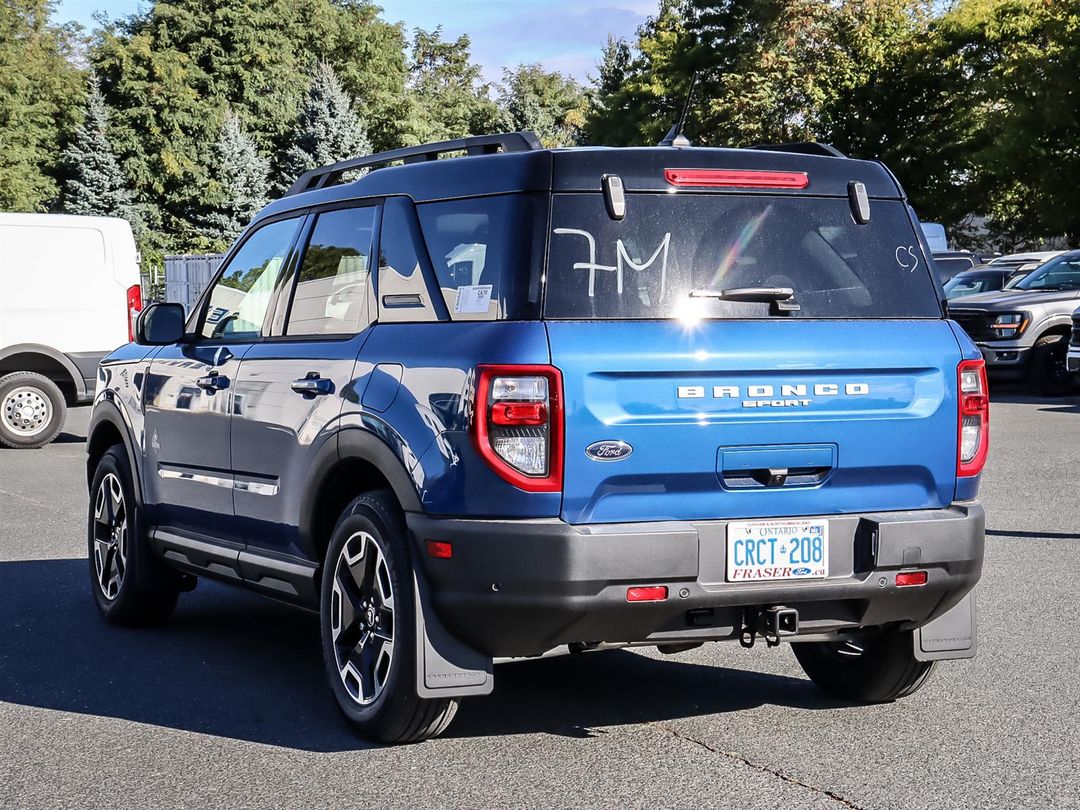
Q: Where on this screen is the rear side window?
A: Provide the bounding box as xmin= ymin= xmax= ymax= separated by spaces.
xmin=286 ymin=207 xmax=376 ymax=335
xmin=545 ymin=194 xmax=942 ymax=320
xmin=417 ymin=194 xmax=545 ymax=320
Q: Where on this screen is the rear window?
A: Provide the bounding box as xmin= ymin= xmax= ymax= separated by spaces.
xmin=943 ymin=271 xmax=1004 ymax=298
xmin=544 ymin=194 xmax=942 ymax=320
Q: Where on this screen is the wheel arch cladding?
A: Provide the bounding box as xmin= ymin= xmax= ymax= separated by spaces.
xmin=86 ymin=405 xmax=142 ymax=504
xmin=0 ymin=346 xmax=82 ymax=404
xmin=302 ymin=429 xmax=423 ymax=564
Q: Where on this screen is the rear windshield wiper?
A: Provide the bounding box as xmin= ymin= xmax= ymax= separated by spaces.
xmin=689 ymin=287 xmax=800 ymax=314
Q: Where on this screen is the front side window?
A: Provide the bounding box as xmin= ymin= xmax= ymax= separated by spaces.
xmin=286 ymin=207 xmax=377 ymax=335
xmin=545 ymin=194 xmax=942 ymax=320
xmin=201 ymin=218 xmax=301 ymax=339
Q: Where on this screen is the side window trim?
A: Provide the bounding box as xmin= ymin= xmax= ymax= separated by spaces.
xmin=274 ymin=202 xmax=383 ymax=338
xmin=378 ymin=196 xmax=450 ymax=323
xmin=187 ymin=211 xmax=310 ymax=342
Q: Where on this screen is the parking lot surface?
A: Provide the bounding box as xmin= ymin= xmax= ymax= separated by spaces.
xmin=2 ymin=396 xmax=1078 ymax=809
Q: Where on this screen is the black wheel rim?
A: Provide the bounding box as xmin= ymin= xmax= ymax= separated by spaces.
xmin=330 ymin=531 xmax=395 ymax=706
xmin=93 ymin=473 xmax=128 ymax=600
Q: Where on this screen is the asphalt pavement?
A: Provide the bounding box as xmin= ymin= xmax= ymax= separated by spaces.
xmin=2 ymin=395 xmax=1078 ymax=809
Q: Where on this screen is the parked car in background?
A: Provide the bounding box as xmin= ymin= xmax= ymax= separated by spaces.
xmin=943 ymin=266 xmax=1032 ymax=299
xmin=1067 ymin=305 xmax=1080 ymax=377
xmin=986 ymin=250 xmax=1065 ymax=272
xmin=948 ymin=250 xmax=1080 ymax=393
xmin=0 ymin=213 xmax=142 ymax=448
xmin=932 ymin=251 xmax=988 ymax=282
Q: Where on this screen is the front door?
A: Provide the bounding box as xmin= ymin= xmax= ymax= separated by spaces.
xmin=143 ymin=215 xmax=304 ymax=540
xmin=230 ymin=205 xmax=379 ymax=560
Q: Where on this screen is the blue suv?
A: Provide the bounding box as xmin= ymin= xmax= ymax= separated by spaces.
xmin=87 ymin=133 xmax=987 ymax=743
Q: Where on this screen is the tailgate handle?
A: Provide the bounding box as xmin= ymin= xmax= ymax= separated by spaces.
xmin=717 ymin=444 xmax=836 ymax=490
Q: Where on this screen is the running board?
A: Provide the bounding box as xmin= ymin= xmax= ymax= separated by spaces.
xmin=413 ymin=569 xmax=493 ymax=698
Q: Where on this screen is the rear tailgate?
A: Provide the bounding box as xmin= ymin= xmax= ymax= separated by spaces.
xmin=550 ymin=319 xmax=962 ymax=524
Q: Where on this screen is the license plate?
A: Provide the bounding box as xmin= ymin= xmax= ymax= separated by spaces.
xmin=726 ymin=518 xmax=829 ymax=582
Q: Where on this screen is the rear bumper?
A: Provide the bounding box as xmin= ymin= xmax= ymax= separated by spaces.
xmin=408 ymin=503 xmax=985 ymax=657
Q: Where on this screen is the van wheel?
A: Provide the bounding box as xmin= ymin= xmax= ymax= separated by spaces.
xmin=88 ymin=445 xmax=181 ymax=624
xmin=0 ymin=371 xmax=66 ymax=449
xmin=1030 ymin=333 xmax=1070 ymax=396
xmin=792 ymin=629 xmax=935 ymax=703
xmin=320 ymin=491 xmax=458 ymax=744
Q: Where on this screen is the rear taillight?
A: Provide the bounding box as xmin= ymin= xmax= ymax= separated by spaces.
xmin=473 ymin=365 xmax=563 ymax=492
xmin=957 ymin=359 xmax=989 ymax=476
xmin=126 ymin=284 xmax=143 ymax=342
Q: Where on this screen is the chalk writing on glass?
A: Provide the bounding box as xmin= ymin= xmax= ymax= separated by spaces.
xmin=895 ymin=245 xmax=920 ymax=273
xmin=553 ymin=229 xmax=671 ymax=298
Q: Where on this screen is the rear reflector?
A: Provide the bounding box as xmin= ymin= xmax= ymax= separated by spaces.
xmin=490 ymin=401 xmax=547 ymax=426
xmin=626 ymin=586 xmax=668 ymax=602
xmin=895 ymin=571 xmax=928 ymax=587
xmin=426 ymin=540 xmax=453 ymax=559
xmin=664 ymin=168 xmax=809 ymax=189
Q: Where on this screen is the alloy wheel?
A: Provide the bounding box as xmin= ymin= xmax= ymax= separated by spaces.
xmin=330 ymin=531 xmax=395 ymax=706
xmin=1 ymin=386 xmax=52 ymax=437
xmin=93 ymin=473 xmax=128 ymax=600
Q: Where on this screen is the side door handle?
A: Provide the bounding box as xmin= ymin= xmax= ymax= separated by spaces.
xmin=291 ymin=373 xmax=333 ymax=397
xmin=196 ymin=371 xmax=229 ymax=392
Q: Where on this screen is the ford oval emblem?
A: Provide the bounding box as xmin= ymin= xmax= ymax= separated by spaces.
xmin=585 ymin=440 xmax=634 ymax=462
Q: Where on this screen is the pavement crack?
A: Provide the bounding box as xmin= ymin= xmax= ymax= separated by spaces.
xmin=646 ymin=721 xmax=868 ymax=809
xmin=0 ymin=486 xmax=81 ymax=519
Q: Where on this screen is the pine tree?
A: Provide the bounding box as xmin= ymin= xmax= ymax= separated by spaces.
xmin=61 ymin=80 xmax=138 ymax=221
xmin=281 ymin=62 xmax=370 ymax=188
xmin=199 ymin=110 xmax=270 ymax=245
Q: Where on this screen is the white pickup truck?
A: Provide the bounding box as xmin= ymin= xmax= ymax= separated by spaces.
xmin=0 ymin=213 xmax=142 ymax=448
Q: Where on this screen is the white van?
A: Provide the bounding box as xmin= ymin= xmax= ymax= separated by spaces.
xmin=0 ymin=213 xmax=141 ymax=448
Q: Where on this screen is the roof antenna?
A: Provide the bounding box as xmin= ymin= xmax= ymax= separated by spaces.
xmin=658 ymin=71 xmax=698 ymax=148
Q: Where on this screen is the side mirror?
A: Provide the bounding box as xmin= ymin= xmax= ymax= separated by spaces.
xmin=136 ymin=302 xmax=186 ymax=345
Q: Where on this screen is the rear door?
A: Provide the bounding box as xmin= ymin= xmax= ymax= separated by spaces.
xmin=230 ymin=204 xmax=379 ymax=561
xmin=544 ymin=192 xmax=962 ymax=525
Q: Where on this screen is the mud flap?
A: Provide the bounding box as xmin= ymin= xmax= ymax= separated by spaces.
xmin=413 ymin=570 xmax=494 ymax=698
xmin=914 ymin=591 xmax=977 ymax=661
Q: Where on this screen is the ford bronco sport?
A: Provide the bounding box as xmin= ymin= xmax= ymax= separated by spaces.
xmin=86 ymin=132 xmax=987 ymax=743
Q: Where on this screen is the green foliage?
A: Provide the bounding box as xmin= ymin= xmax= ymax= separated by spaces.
xmin=401 ymin=27 xmax=501 ymax=144
xmin=498 ymin=64 xmax=589 ymax=147
xmin=197 ymin=109 xmax=270 ymax=248
xmin=584 ymin=0 xmax=1080 ymax=248
xmin=0 ymin=0 xmax=84 ymax=211
xmin=61 ymin=79 xmax=139 ymax=224
xmin=281 ymin=61 xmax=370 ymax=189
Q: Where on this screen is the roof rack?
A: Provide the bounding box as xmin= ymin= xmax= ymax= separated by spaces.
xmin=747 ymin=142 xmax=847 ymax=158
xmin=284 ymin=131 xmax=544 ymax=196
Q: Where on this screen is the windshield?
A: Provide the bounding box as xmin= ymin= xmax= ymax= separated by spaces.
xmin=943 ymin=271 xmax=1004 ymax=298
xmin=545 ymin=194 xmax=942 ymax=319
xmin=1011 ymin=255 xmax=1080 ymax=291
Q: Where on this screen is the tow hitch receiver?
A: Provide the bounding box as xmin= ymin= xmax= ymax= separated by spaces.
xmin=741 ymin=606 xmax=800 ymax=648
xmin=763 ymin=606 xmax=799 ymax=638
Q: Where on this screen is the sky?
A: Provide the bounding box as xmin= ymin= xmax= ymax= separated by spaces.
xmin=55 ymin=0 xmax=653 ymax=84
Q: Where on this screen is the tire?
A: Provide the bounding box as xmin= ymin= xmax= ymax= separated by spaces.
xmin=319 ymin=491 xmax=458 ymax=744
xmin=1029 ymin=333 xmax=1071 ymax=396
xmin=0 ymin=371 xmax=67 ymax=449
xmin=88 ymin=445 xmax=181 ymax=624
xmin=792 ymin=629 xmax=936 ymax=703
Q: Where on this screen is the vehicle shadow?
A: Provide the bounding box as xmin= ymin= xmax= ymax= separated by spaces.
xmin=0 ymin=559 xmax=836 ymax=751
